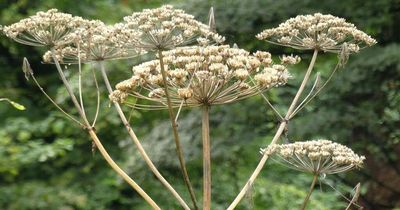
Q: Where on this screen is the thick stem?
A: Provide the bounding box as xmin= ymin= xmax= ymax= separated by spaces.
xmin=87 ymin=129 xmax=160 ymax=210
xmin=99 ymin=62 xmax=190 ymax=210
xmin=300 ymin=175 xmax=318 ymax=210
xmin=227 ymin=49 xmax=319 ymax=210
xmin=286 ymin=49 xmax=319 ymax=118
xmin=202 ymin=106 xmax=211 ymax=210
xmin=51 ymin=51 xmax=160 ymax=210
xmin=158 ymin=50 xmax=199 ymax=210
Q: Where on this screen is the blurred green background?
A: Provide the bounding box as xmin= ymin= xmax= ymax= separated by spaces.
xmin=0 ymin=0 xmax=399 ymax=209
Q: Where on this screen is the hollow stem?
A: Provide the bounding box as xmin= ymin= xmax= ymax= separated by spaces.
xmin=228 ymin=49 xmax=319 ymax=210
xmin=158 ymin=50 xmax=199 ymax=210
xmin=50 ymin=50 xmax=160 ymax=210
xmin=99 ymin=61 xmax=191 ymax=210
xmin=202 ymin=105 xmax=211 ymax=210
xmin=300 ymin=174 xmax=318 ymax=210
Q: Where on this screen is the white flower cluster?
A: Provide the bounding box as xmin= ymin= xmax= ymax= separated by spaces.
xmin=256 ymin=13 xmax=377 ymax=53
xmin=42 ymin=20 xmax=143 ymax=63
xmin=280 ymin=54 xmax=301 ymax=65
xmin=261 ymin=139 xmax=365 ymax=175
xmin=6 ymin=6 xmax=223 ymax=63
xmin=3 ymin=9 xmax=86 ymax=47
xmin=115 ymin=5 xmax=225 ymax=51
xmin=109 ymin=90 xmax=129 ymax=103
xmin=111 ymin=45 xmax=293 ymax=108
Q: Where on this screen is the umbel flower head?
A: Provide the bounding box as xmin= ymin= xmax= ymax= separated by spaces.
xmin=110 ymin=45 xmax=294 ymax=109
xmin=3 ymin=9 xmax=86 ymax=47
xmin=42 ymin=20 xmax=143 ymax=64
xmin=261 ymin=140 xmax=365 ymax=175
xmin=256 ymin=13 xmax=377 ymax=53
xmin=115 ymin=5 xmax=225 ymax=51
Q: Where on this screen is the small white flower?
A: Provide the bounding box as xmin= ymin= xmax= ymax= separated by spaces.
xmin=257 ymin=13 xmax=376 ymax=53
xmin=263 ymin=139 xmax=365 ymax=175
xmin=112 ymin=45 xmax=295 ymax=108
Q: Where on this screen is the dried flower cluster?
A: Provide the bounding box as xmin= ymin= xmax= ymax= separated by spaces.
xmin=3 ymin=9 xmax=86 ymax=47
xmin=42 ymin=20 xmax=142 ymax=63
xmin=1 ymin=6 xmax=379 ymax=209
xmin=261 ymin=140 xmax=365 ymax=175
xmin=256 ymin=13 xmax=377 ymax=53
xmin=110 ymin=45 xmax=293 ymax=108
xmin=35 ymin=5 xmax=225 ymax=64
xmin=115 ymin=5 xmax=225 ymax=51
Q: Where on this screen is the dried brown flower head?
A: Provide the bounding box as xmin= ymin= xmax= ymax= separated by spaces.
xmin=111 ymin=45 xmax=293 ymax=109
xmin=115 ymin=5 xmax=225 ymax=51
xmin=42 ymin=20 xmax=144 ymax=63
xmin=3 ymin=9 xmax=86 ymax=47
xmin=261 ymin=139 xmax=365 ymax=175
xmin=256 ymin=13 xmax=377 ymax=53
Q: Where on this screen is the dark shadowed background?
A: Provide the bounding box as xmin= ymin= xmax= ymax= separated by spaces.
xmin=0 ymin=0 xmax=399 ymax=209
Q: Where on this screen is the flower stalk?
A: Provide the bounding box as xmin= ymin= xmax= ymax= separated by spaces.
xmin=158 ymin=50 xmax=199 ymax=210
xmin=227 ymin=49 xmax=319 ymax=209
xmin=300 ymin=174 xmax=318 ymax=210
xmin=99 ymin=61 xmax=191 ymax=210
xmin=51 ymin=50 xmax=160 ymax=210
xmin=202 ymin=105 xmax=211 ymax=210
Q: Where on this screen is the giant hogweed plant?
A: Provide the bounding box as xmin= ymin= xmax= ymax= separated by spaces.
xmin=2 ymin=5 xmax=376 ymax=210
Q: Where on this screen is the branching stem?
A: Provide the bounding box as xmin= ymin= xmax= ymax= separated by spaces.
xmin=77 ymin=43 xmax=87 ymax=119
xmin=289 ymin=61 xmax=340 ymax=119
xmin=228 ymin=49 xmax=319 ymax=210
xmin=50 ymin=50 xmax=160 ymax=210
xmin=99 ymin=61 xmax=191 ymax=210
xmin=30 ymin=70 xmax=83 ymax=126
xmin=249 ymin=76 xmax=283 ymax=120
xmin=90 ymin=64 xmax=101 ymax=127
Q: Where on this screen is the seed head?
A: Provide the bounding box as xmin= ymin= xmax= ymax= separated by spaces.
xmin=111 ymin=45 xmax=293 ymax=109
xmin=42 ymin=21 xmax=143 ymax=63
xmin=3 ymin=9 xmax=85 ymax=47
xmin=116 ymin=5 xmax=225 ymax=51
xmin=256 ymin=13 xmax=377 ymax=53
xmin=261 ymin=139 xmax=365 ymax=175
xmin=108 ymin=90 xmax=128 ymax=103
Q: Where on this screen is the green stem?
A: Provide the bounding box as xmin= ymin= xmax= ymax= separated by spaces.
xmin=158 ymin=50 xmax=199 ymax=210
xmin=202 ymin=106 xmax=211 ymax=210
xmin=300 ymin=174 xmax=318 ymax=210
